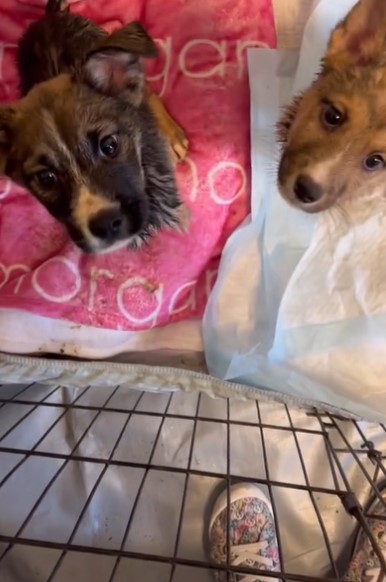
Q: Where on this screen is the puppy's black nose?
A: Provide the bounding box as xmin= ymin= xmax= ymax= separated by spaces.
xmin=294 ymin=175 xmax=323 ymax=204
xmin=89 ymin=209 xmax=124 ymax=241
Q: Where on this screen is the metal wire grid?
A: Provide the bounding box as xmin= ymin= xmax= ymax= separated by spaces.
xmin=0 ymin=382 xmax=385 ymax=582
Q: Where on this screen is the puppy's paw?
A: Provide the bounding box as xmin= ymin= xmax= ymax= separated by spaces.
xmin=146 ymin=90 xmax=189 ymax=162
xmin=177 ymin=203 xmax=191 ymax=232
xmin=169 ymin=126 xmax=189 ymax=163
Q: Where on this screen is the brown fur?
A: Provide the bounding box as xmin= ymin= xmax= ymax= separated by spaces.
xmin=277 ymin=0 xmax=386 ymax=213
xmin=0 ymin=0 xmax=188 ymax=254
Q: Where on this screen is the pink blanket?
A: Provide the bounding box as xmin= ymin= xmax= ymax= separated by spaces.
xmin=0 ymin=0 xmax=275 ymax=331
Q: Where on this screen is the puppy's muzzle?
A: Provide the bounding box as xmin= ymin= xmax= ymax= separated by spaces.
xmin=278 ymin=153 xmax=333 ymax=213
xmin=89 ymin=208 xmax=128 ymax=243
xmin=293 ymin=175 xmax=323 ymax=205
xmin=72 ymin=187 xmax=148 ymax=252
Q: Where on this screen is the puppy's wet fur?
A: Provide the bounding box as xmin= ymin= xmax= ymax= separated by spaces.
xmin=0 ymin=0 xmax=188 ymax=253
xmin=277 ymin=0 xmax=386 ymax=214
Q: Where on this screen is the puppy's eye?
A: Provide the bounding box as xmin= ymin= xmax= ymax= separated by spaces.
xmin=321 ymin=104 xmax=345 ymax=129
xmin=36 ymin=169 xmax=58 ymax=189
xmin=363 ymin=153 xmax=386 ymax=171
xmin=99 ymin=135 xmax=119 ymax=157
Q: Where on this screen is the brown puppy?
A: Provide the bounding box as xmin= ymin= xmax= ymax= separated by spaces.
xmin=277 ymin=0 xmax=386 ymax=214
xmin=0 ymin=0 xmax=188 ymax=254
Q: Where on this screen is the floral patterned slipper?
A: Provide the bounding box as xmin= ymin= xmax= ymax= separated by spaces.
xmin=344 ymin=490 xmax=386 ymax=582
xmin=209 ymin=482 xmax=281 ymax=581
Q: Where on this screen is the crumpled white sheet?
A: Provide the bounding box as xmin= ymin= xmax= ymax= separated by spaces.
xmin=203 ymin=0 xmax=386 ymax=423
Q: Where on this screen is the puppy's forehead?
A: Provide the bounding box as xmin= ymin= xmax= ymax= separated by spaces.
xmin=20 ymin=74 xmax=74 ymax=117
xmin=296 ymin=73 xmax=386 ymax=136
xmin=14 ymin=75 xmax=110 ymax=166
xmin=319 ymin=69 xmax=386 ymax=115
xmin=11 ymin=73 xmax=142 ymax=178
xmin=15 ymin=76 xmax=78 ymax=155
xmin=16 ymin=114 xmax=77 ymax=176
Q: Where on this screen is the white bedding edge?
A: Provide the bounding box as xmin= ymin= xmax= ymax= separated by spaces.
xmin=0 ymin=350 xmax=361 ymax=420
xmin=0 ymin=309 xmax=203 ymax=360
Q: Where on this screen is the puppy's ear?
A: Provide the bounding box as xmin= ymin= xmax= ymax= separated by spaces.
xmin=0 ymin=106 xmax=15 ymax=175
xmin=83 ymin=22 xmax=157 ymax=106
xmin=324 ymin=0 xmax=386 ymax=71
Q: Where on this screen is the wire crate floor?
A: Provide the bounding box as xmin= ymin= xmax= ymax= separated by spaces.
xmin=0 ymin=382 xmax=385 ymax=581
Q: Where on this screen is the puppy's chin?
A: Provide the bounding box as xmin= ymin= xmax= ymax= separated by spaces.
xmin=74 ymin=236 xmax=135 ymax=255
xmin=278 ymin=186 xmax=335 ymax=214
xmin=72 ymin=224 xmax=157 ymax=254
